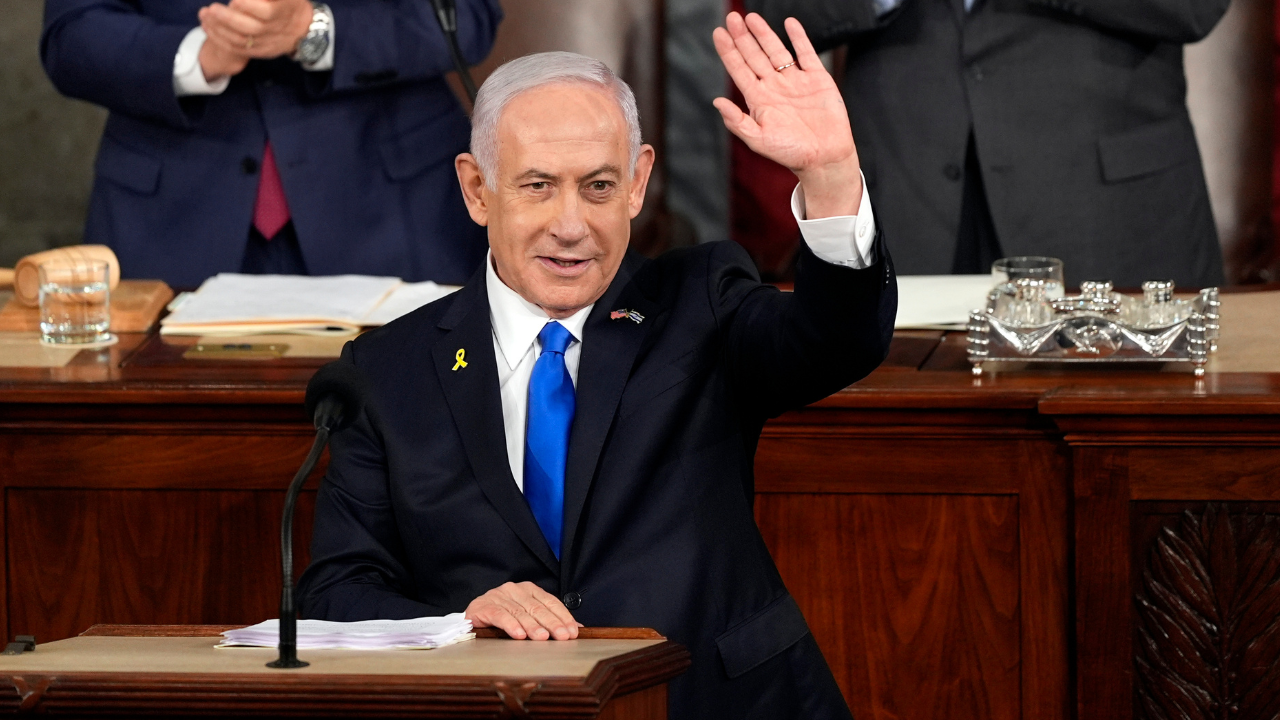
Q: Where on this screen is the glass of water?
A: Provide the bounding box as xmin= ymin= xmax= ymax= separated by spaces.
xmin=38 ymin=260 xmax=113 ymax=345
xmin=990 ymin=257 xmax=1065 ymax=327
xmin=992 ymin=256 xmax=1065 ymax=298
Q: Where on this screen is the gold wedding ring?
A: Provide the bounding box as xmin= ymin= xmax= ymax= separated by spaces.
xmin=775 ymin=61 xmax=795 ymax=72
xmin=246 ymin=36 xmax=255 ymax=49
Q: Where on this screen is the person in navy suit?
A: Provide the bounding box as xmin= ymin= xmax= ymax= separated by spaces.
xmin=298 ymin=14 xmax=896 ymax=719
xmin=41 ymin=0 xmax=501 ymax=287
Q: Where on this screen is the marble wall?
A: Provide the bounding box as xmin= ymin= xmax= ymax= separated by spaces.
xmin=0 ymin=0 xmax=106 ymax=269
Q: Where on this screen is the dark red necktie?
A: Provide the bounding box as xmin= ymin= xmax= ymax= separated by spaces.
xmin=252 ymin=142 xmax=291 ymax=241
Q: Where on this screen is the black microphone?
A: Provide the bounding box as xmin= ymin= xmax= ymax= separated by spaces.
xmin=430 ymin=0 xmax=478 ymax=104
xmin=267 ymin=360 xmax=368 ymax=669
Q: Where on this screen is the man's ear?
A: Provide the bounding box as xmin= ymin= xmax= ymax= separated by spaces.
xmin=627 ymin=145 xmax=656 ymax=220
xmin=455 ymin=153 xmax=490 ymax=227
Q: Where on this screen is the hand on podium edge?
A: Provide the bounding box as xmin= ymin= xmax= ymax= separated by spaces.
xmin=464 ymin=582 xmax=583 ymax=641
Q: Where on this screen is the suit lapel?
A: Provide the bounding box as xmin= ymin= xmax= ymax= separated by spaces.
xmin=432 ymin=278 xmax=560 ymax=575
xmin=561 ymin=254 xmax=661 ymax=574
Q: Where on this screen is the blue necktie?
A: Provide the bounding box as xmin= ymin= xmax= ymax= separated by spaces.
xmin=525 ymin=321 xmax=575 ymax=558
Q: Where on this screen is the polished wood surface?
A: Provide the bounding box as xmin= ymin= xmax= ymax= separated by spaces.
xmin=0 ymin=629 xmax=688 ymax=718
xmin=0 ymin=280 xmax=172 ymax=333
xmin=4 ymin=323 xmax=1280 ymax=720
xmin=757 ymin=495 xmax=1021 ymax=720
xmin=9 ymin=490 xmax=317 ymax=642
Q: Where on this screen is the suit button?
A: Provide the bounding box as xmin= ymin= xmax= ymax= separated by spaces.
xmin=241 ymin=157 xmax=259 ymax=174
xmin=261 ymin=78 xmax=275 ymax=88
xmin=944 ymin=163 xmax=962 ymax=181
xmin=562 ymin=592 xmax=582 ymax=610
xmin=969 ymin=65 xmax=985 ymax=81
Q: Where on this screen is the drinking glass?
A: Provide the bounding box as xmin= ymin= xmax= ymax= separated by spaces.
xmin=992 ymin=256 xmax=1065 ymax=299
xmin=38 ymin=260 xmax=113 ymax=345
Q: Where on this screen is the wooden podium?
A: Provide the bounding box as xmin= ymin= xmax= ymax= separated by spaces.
xmin=0 ymin=626 xmax=689 ymax=718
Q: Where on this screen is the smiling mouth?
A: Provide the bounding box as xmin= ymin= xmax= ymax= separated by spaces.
xmin=539 ymin=256 xmax=592 ymax=274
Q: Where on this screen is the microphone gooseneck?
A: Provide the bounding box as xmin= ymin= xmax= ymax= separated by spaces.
xmin=268 ymin=360 xmax=367 ymax=669
xmin=430 ymin=0 xmax=478 ymax=104
xmin=266 ymin=428 xmax=327 ymax=669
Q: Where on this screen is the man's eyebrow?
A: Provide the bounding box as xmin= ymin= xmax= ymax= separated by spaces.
xmin=513 ymin=169 xmax=559 ymax=182
xmin=579 ymin=164 xmax=623 ymax=181
xmin=512 ymin=165 xmax=624 ymax=183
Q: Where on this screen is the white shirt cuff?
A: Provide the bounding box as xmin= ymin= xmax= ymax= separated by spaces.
xmin=173 ymin=27 xmax=231 ymax=97
xmin=792 ymin=171 xmax=877 ymax=269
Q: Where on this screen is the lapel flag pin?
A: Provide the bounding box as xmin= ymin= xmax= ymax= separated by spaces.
xmin=610 ymin=309 xmax=644 ymax=324
xmin=452 ymin=348 xmax=468 ymax=371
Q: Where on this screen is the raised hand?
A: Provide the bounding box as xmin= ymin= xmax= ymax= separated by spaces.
xmin=712 ymin=12 xmax=862 ymax=219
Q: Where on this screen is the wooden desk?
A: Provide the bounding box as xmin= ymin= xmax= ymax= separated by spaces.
xmin=2 ymin=314 xmax=1279 ymax=720
xmin=0 ymin=625 xmax=688 ymax=717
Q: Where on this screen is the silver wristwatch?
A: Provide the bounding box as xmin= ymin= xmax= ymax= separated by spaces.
xmin=292 ymin=2 xmax=333 ymax=67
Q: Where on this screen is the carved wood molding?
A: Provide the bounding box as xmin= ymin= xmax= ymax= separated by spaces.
xmin=0 ymin=641 xmax=690 ymax=717
xmin=1135 ymin=505 xmax=1280 ymax=720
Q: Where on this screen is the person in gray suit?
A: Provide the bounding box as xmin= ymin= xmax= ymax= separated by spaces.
xmin=746 ymin=0 xmax=1230 ymax=286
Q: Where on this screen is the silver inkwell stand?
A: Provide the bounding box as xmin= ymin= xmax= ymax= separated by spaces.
xmin=966 ymin=257 xmax=1221 ymax=377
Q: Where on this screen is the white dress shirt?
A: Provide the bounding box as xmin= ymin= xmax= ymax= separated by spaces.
xmin=490 ymin=178 xmax=877 ymax=490
xmin=487 ymin=258 xmax=593 ymax=491
xmin=173 ymin=21 xmax=335 ymax=97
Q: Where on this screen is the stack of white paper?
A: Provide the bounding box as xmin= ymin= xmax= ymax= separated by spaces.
xmin=361 ymin=281 xmax=459 ymax=326
xmin=160 ymin=274 xmax=459 ymax=336
xmin=894 ymin=275 xmax=996 ymax=329
xmin=217 ymin=613 xmax=475 ymax=650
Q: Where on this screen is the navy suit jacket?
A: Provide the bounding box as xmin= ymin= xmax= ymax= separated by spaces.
xmin=297 ymin=238 xmax=897 ymax=719
xmin=41 ymin=0 xmax=500 ymax=288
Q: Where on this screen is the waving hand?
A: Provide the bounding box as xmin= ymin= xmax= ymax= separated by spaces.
xmin=712 ymin=13 xmax=862 ymax=219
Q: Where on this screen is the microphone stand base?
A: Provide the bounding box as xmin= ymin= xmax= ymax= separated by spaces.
xmin=266 ymin=658 xmax=310 ymax=669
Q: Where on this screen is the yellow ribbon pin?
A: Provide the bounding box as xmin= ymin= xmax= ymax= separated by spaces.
xmin=452 ymin=348 xmax=468 ymax=371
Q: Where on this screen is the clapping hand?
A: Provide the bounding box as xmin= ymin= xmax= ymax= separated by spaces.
xmin=712 ymin=12 xmax=862 ymax=219
xmin=196 ymin=0 xmax=313 ymax=81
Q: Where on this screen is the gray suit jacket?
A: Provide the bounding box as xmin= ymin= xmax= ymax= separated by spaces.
xmin=748 ymin=0 xmax=1229 ymax=286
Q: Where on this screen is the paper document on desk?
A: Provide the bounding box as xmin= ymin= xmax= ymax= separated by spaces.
xmin=895 ymin=275 xmax=995 ymax=329
xmin=160 ymin=274 xmax=460 ymax=336
xmin=362 ymin=280 xmax=459 ymax=325
xmin=217 ymin=613 xmax=475 ymax=650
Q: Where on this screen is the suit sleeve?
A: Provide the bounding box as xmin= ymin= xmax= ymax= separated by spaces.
xmin=746 ymin=0 xmax=893 ymax=53
xmin=711 ymin=233 xmax=898 ymax=421
xmin=41 ymin=0 xmax=197 ymax=129
xmin=1021 ymin=0 xmax=1228 ymax=43
xmin=296 ymin=348 xmax=443 ymax=621
xmin=323 ymin=0 xmax=502 ymax=93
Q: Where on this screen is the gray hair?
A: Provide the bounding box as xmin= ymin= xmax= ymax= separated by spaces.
xmin=470 ymin=51 xmax=642 ymax=189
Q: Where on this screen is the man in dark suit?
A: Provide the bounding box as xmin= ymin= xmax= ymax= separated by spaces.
xmin=41 ymin=0 xmax=501 ymax=288
xmin=298 ymin=14 xmax=896 ymax=719
xmin=750 ymin=0 xmax=1229 ymax=287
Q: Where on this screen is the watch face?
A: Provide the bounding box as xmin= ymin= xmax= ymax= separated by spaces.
xmin=299 ymin=34 xmax=329 ymax=64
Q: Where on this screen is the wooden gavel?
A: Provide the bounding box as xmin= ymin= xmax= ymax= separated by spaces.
xmin=0 ymin=246 xmax=120 ymax=307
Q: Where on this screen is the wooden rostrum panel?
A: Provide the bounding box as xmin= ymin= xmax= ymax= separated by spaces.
xmin=7 ymin=325 xmax=1280 ymax=720
xmin=1131 ymin=503 xmax=1280 ymax=720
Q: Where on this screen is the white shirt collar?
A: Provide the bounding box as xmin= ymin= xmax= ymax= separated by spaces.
xmin=486 ymin=251 xmax=593 ymax=371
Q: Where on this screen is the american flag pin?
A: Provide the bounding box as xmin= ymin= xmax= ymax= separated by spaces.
xmin=610 ymin=309 xmax=644 ymax=324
